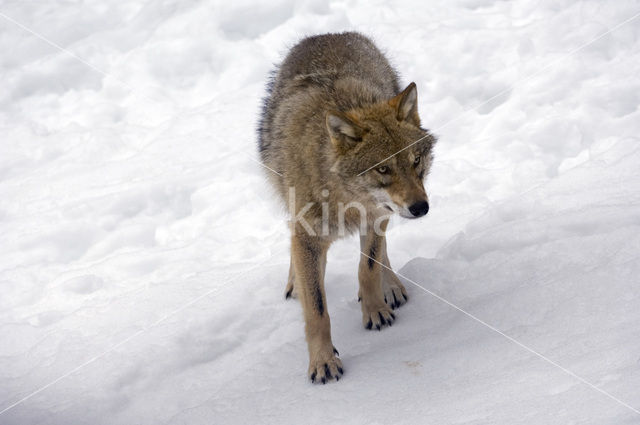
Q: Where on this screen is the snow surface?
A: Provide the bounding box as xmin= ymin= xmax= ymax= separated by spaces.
xmin=1 ymin=0 xmax=640 ymax=424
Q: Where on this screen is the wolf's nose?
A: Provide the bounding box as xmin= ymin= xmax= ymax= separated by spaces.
xmin=408 ymin=201 xmax=429 ymax=217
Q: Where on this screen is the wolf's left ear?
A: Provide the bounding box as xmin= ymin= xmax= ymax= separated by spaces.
xmin=389 ymin=82 xmax=420 ymax=125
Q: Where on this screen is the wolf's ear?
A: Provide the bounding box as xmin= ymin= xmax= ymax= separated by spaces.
xmin=389 ymin=82 xmax=420 ymax=125
xmin=326 ymin=111 xmax=365 ymax=152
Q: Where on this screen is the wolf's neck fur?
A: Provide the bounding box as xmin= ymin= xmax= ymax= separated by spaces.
xmin=330 ymin=76 xmax=391 ymax=111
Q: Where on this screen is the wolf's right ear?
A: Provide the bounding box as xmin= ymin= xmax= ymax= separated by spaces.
xmin=389 ymin=82 xmax=420 ymax=125
xmin=326 ymin=111 xmax=365 ymax=152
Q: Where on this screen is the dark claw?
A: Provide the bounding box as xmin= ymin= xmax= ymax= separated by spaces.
xmin=378 ymin=312 xmax=386 ymax=325
xmin=376 ymin=323 xmax=381 ymax=330
xmin=390 ymin=312 xmax=396 ymax=320
xmin=357 ymin=296 xmax=361 ymax=302
xmin=403 ymin=294 xmax=408 ymax=302
xmin=324 ymin=364 xmax=332 ymax=379
xmin=333 ymin=347 xmax=339 ymax=356
xmin=311 ymin=371 xmax=316 ymax=383
xmin=335 ymin=375 xmax=340 ymax=381
xmin=338 ymin=367 xmax=344 ymax=375
xmin=384 ymin=296 xmax=387 ymax=304
xmin=393 ymin=292 xmax=399 ymax=307
xmin=285 ymin=289 xmax=292 ymax=299
xmin=366 ymin=319 xmax=373 ymax=330
xmin=321 ymin=377 xmax=326 ymax=384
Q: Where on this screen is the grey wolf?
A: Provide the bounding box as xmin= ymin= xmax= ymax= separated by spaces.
xmin=258 ymin=32 xmax=436 ymax=383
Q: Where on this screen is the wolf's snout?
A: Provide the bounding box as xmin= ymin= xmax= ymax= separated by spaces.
xmin=408 ymin=201 xmax=429 ymax=217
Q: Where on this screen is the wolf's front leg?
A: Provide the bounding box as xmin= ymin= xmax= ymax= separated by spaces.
xmin=291 ymin=233 xmax=343 ymax=383
xmin=379 ymin=236 xmax=409 ymax=310
xmin=358 ymin=220 xmax=396 ymax=330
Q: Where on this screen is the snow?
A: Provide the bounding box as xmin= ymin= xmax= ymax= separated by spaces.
xmin=1 ymin=0 xmax=640 ymax=423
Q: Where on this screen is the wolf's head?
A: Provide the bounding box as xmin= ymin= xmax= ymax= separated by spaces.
xmin=327 ymin=83 xmax=436 ymax=219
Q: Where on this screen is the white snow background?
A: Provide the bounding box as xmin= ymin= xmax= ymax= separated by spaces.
xmin=1 ymin=0 xmax=640 ymax=424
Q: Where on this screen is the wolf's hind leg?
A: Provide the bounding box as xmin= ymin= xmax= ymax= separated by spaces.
xmin=379 ymin=238 xmax=408 ymax=309
xmin=284 ymin=256 xmax=297 ymax=299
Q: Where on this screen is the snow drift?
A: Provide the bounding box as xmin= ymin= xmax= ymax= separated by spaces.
xmin=1 ymin=0 xmax=639 ymax=424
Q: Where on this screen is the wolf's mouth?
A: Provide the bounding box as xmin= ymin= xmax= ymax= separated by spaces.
xmin=399 ymin=211 xmax=419 ymax=219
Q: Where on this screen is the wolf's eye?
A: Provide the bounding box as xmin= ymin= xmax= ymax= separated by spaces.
xmin=414 ymin=155 xmax=421 ymax=165
xmin=377 ymin=166 xmax=389 ymax=174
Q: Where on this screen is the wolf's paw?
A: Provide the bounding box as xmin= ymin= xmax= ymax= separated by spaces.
xmin=362 ymin=304 xmax=395 ymax=330
xmin=308 ymin=348 xmax=343 ymax=384
xmin=284 ymin=280 xmax=298 ymax=299
xmin=382 ymin=274 xmax=408 ymax=310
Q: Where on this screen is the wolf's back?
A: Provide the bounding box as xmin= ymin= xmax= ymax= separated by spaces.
xmin=257 ymin=32 xmax=399 ymax=156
